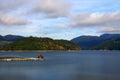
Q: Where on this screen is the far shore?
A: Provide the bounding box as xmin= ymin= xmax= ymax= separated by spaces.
xmin=0 ymin=50 xmax=119 ymax=52
xmin=0 ymin=50 xmax=81 ymax=52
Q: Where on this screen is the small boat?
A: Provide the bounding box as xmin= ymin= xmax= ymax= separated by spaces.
xmin=0 ymin=55 xmax=44 ymax=61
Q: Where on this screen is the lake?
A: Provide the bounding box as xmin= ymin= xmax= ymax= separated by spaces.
xmin=0 ymin=51 xmax=120 ymax=80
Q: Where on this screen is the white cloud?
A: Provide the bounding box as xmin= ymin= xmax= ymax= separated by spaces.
xmin=28 ymin=0 xmax=71 ymax=18
xmin=57 ymin=12 xmax=120 ymax=34
xmin=0 ymin=0 xmax=30 ymax=26
xmin=99 ymin=26 xmax=120 ymax=34
xmin=67 ymin=12 xmax=120 ymax=28
xmin=0 ymin=14 xmax=29 ymax=25
xmin=0 ymin=0 xmax=71 ymax=26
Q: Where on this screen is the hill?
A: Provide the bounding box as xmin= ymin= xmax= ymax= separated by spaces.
xmin=0 ymin=37 xmax=80 ymax=50
xmin=91 ymin=39 xmax=120 ymax=50
xmin=71 ymin=34 xmax=120 ymax=49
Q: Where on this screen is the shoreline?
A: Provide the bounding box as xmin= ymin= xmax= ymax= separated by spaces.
xmin=0 ymin=50 xmax=81 ymax=52
xmin=0 ymin=50 xmax=119 ymax=52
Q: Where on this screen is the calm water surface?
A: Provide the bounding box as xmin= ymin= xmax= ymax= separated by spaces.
xmin=0 ymin=51 xmax=120 ymax=80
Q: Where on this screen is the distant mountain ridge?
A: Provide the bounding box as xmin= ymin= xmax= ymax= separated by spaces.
xmin=0 ymin=35 xmax=23 ymax=42
xmin=100 ymin=34 xmax=120 ymax=40
xmin=0 ymin=34 xmax=120 ymax=50
xmin=71 ymin=34 xmax=120 ymax=49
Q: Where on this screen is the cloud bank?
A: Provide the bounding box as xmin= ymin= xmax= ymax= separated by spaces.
xmin=0 ymin=14 xmax=29 ymax=25
xmin=0 ymin=0 xmax=26 ymax=12
xmin=0 ymin=0 xmax=71 ymax=26
xmin=99 ymin=26 xmax=120 ymax=34
xmin=29 ymin=0 xmax=71 ymax=18
xmin=67 ymin=12 xmax=120 ymax=28
xmin=58 ymin=12 xmax=120 ymax=34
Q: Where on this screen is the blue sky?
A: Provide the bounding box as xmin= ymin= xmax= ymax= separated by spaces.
xmin=0 ymin=0 xmax=120 ymax=40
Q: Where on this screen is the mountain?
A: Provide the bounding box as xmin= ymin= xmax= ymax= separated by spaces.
xmin=71 ymin=36 xmax=100 ymax=49
xmin=71 ymin=34 xmax=120 ymax=49
xmin=0 ymin=37 xmax=80 ymax=50
xmin=92 ymin=39 xmax=120 ymax=50
xmin=100 ymin=34 xmax=120 ymax=40
xmin=0 ymin=35 xmax=23 ymax=42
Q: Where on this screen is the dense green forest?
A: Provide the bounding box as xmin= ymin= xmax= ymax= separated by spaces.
xmin=0 ymin=37 xmax=80 ymax=50
xmin=91 ymin=39 xmax=120 ymax=50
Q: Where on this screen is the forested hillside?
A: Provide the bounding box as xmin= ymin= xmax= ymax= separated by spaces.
xmin=91 ymin=39 xmax=120 ymax=50
xmin=0 ymin=37 xmax=80 ymax=50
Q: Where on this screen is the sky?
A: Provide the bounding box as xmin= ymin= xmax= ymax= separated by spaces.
xmin=0 ymin=0 xmax=120 ymax=40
